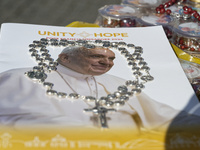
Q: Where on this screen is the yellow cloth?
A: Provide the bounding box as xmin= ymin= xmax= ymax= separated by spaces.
xmin=66 ymin=21 xmax=100 ymax=27
xmin=171 ymin=43 xmax=200 ymax=65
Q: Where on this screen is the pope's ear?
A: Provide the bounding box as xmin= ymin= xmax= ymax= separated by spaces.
xmin=58 ymin=54 xmax=69 ymax=63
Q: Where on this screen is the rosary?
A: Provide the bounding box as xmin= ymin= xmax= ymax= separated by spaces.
xmin=155 ymin=0 xmax=200 ymax=21
xmin=25 ymin=39 xmax=154 ymax=128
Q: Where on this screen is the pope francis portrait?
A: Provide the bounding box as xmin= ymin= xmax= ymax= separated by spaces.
xmin=0 ymin=45 xmax=181 ymax=131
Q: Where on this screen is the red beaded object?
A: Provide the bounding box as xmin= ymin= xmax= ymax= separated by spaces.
xmin=173 ymin=25 xmax=200 ymax=52
xmin=155 ymin=0 xmax=200 ymax=21
xmin=119 ymin=18 xmax=136 ymax=27
xmin=97 ymin=5 xmax=138 ymax=28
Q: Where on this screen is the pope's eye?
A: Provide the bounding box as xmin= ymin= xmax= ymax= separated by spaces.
xmin=109 ymin=57 xmax=115 ymax=60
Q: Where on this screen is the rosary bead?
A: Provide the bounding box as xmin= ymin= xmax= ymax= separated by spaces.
xmin=29 ymin=48 xmax=38 ymax=53
xmin=105 ymin=101 xmax=114 ymax=107
xmin=141 ymin=75 xmax=154 ymax=82
xmin=38 ymin=62 xmax=47 ymax=68
xmin=29 ymin=44 xmax=36 ymax=48
xmin=136 ymin=83 xmax=145 ymax=89
xmin=98 ymin=97 xmax=108 ymax=105
xmin=133 ymin=71 xmax=143 ymax=77
xmin=175 ymin=13 xmax=181 ymax=18
xmin=140 ymin=66 xmax=150 ymax=71
xmin=43 ymin=82 xmax=54 ymax=89
xmin=60 ymin=39 xmax=68 ymax=43
xmin=132 ymin=53 xmax=141 ymax=58
xmin=117 ymin=85 xmax=128 ymax=94
xmin=114 ymin=91 xmax=121 ymax=98
xmin=160 ymin=8 xmax=165 ymax=14
xmin=31 ymin=53 xmax=40 ymax=59
xmin=25 ymin=71 xmax=34 ymax=78
xmin=127 ymin=44 xmax=135 ymax=48
xmin=34 ymin=72 xmax=47 ymax=80
xmin=36 ymin=58 xmax=44 ymax=63
xmin=40 ymin=48 xmax=49 ymax=53
xmin=36 ymin=44 xmax=46 ymax=49
xmin=57 ymin=92 xmax=67 ymax=98
xmin=132 ymin=67 xmax=140 ymax=72
xmin=45 ymin=57 xmax=54 ymax=63
xmin=183 ymin=6 xmax=188 ymax=11
xmin=135 ymin=56 xmax=144 ymax=61
xmin=102 ymin=41 xmax=110 ymax=44
xmin=41 ymin=41 xmax=48 ymax=45
xmin=103 ymin=43 xmax=110 ymax=47
xmin=84 ymin=44 xmax=96 ymax=49
xmin=168 ymin=1 xmax=173 ymax=6
xmin=49 ymin=61 xmax=59 ymax=67
xmin=76 ymin=40 xmax=87 ymax=46
xmin=50 ymin=39 xmax=58 ymax=42
xmin=107 ymin=94 xmax=116 ymax=100
xmin=135 ymin=46 xmax=143 ymax=51
xmin=50 ymin=42 xmax=59 ymax=46
xmin=68 ymin=41 xmax=75 ymax=46
xmin=40 ymin=38 xmax=48 ymax=42
xmin=111 ymin=42 xmax=118 ymax=46
xmin=103 ymin=18 xmax=119 ymax=28
xmin=118 ymin=47 xmax=126 ymax=51
xmin=166 ymin=9 xmax=172 ymax=15
xmin=183 ymin=14 xmax=191 ymax=19
xmin=69 ymin=93 xmax=80 ymax=99
xmin=125 ymin=51 xmax=131 ymax=55
xmin=46 ymin=90 xmax=57 ymax=96
xmin=110 ymin=44 xmax=118 ymax=49
xmin=119 ymin=95 xmax=129 ymax=101
xmin=124 ymin=91 xmax=133 ymax=97
xmin=47 ymin=66 xmax=57 ymax=71
xmin=59 ymin=42 xmax=67 ymax=47
xmin=85 ymin=96 xmax=96 ymax=102
xmin=138 ymin=61 xmax=147 ymax=67
xmin=48 ymin=61 xmax=55 ymax=67
xmin=190 ymin=47 xmax=195 ymax=51
xmin=147 ymin=75 xmax=154 ymax=81
xmin=114 ymin=101 xmax=125 ymax=106
xmin=159 ymin=4 xmax=164 ymax=9
xmin=164 ymin=3 xmax=169 ymax=8
xmin=193 ymin=12 xmax=200 ymax=18
xmin=127 ymin=56 xmax=135 ymax=61
xmin=121 ymin=50 xmax=129 ymax=55
xmin=119 ymin=18 xmax=136 ymax=27
xmin=135 ymin=49 xmax=143 ymax=54
xmin=41 ymin=53 xmax=51 ymax=58
xmin=33 ymin=66 xmax=43 ymax=72
xmin=95 ymin=40 xmax=103 ymax=45
xmin=125 ymin=80 xmax=137 ymax=87
xmin=156 ymin=7 xmax=161 ymax=13
xmin=128 ymin=61 xmax=137 ymax=66
xmin=131 ymin=88 xmax=142 ymax=95
xmin=38 ymin=78 xmax=45 ymax=83
xmin=118 ymin=42 xmax=127 ymax=46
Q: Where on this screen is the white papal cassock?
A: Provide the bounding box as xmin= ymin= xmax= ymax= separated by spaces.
xmin=0 ymin=64 xmax=179 ymax=130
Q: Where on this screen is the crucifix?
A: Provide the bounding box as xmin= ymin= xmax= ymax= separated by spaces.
xmin=84 ymin=103 xmax=116 ymax=128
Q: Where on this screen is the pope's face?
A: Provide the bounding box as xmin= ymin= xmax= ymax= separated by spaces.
xmin=60 ymin=47 xmax=115 ymax=76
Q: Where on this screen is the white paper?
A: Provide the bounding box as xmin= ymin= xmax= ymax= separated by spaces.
xmin=0 ymin=23 xmax=198 ymax=114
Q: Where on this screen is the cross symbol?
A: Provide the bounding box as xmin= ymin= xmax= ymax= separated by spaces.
xmin=84 ymin=105 xmax=116 ymax=128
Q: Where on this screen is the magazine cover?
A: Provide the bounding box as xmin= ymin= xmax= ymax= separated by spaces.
xmin=0 ymin=23 xmax=199 ymax=150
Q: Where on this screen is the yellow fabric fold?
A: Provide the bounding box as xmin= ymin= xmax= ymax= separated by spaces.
xmin=171 ymin=43 xmax=200 ymax=65
xmin=66 ymin=21 xmax=100 ymax=27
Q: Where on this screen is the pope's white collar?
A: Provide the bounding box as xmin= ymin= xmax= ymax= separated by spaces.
xmin=56 ymin=64 xmax=93 ymax=79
